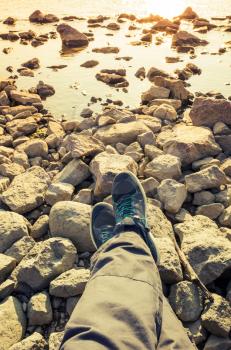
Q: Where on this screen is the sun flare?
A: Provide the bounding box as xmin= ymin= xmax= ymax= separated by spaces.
xmin=123 ymin=0 xmax=186 ymax=18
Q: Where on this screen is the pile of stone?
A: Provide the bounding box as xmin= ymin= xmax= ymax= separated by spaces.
xmin=0 ymin=42 xmax=231 ymax=350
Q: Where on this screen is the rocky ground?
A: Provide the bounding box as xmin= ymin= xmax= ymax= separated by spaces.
xmin=0 ymin=6 xmax=231 ymax=350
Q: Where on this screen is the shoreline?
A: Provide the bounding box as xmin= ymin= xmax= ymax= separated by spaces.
xmin=0 ymin=7 xmax=231 ymax=350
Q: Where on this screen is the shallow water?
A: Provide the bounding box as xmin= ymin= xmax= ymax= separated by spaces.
xmin=0 ymin=0 xmax=231 ymax=118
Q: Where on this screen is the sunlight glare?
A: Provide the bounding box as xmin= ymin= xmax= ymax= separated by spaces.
xmin=122 ymin=0 xmax=187 ymax=18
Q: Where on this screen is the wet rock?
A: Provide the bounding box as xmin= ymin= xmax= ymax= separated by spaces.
xmin=175 ymin=215 xmax=231 ymax=284
xmin=10 ymin=90 xmax=41 ymax=105
xmin=90 ymin=151 xmax=138 ymax=197
xmin=141 ymin=32 xmax=152 ymax=42
xmin=0 ymin=296 xmax=26 ymax=350
xmin=17 ymin=139 xmax=48 ymax=158
xmin=49 ymin=332 xmax=64 ymax=350
xmin=153 ymin=76 xmax=191 ymax=101
xmin=92 ymin=47 xmax=120 ymax=54
xmin=21 ymin=58 xmax=40 ymax=70
xmin=1 ymin=166 xmax=51 ymax=214
xmin=19 ymin=30 xmax=36 ymax=40
xmin=49 ymin=201 xmax=95 ymax=252
xmin=203 ymin=334 xmax=231 ymax=350
xmin=18 ymin=68 xmax=34 ymax=77
xmin=3 ymin=17 xmax=15 ymax=25
xmin=80 ymin=60 xmax=99 ymax=68
xmin=45 ymin=182 xmax=74 ymax=206
xmin=29 ymin=10 xmax=59 ymax=23
xmin=152 ymin=19 xmax=179 ymax=32
xmin=219 ymin=205 xmax=231 ymax=227
xmin=147 ymin=67 xmax=169 ymax=82
xmin=141 ymin=84 xmax=170 ymax=102
xmin=189 ymin=97 xmax=231 ymax=127
xmin=9 ymin=332 xmax=47 ymax=350
xmin=107 ymin=22 xmax=120 ymax=30
xmin=57 ymin=23 xmax=88 ymax=49
xmin=144 ymin=154 xmax=181 ymax=181
xmin=195 ymin=203 xmax=224 ymax=219
xmin=172 ymin=30 xmax=208 ymax=47
xmin=157 ymin=179 xmax=187 ymax=213
xmin=0 ymin=254 xmax=16 ymax=283
xmin=15 ymin=237 xmax=76 ymax=291
xmin=135 ymin=67 xmax=146 ymax=79
xmin=179 ymin=7 xmax=199 ymax=19
xmin=96 ymin=72 xmax=128 ymax=87
xmin=54 ymin=159 xmax=90 ymax=186
xmin=0 ymin=32 xmax=19 ymax=41
xmin=185 ymin=165 xmax=227 ymax=193
xmin=36 ymin=81 xmax=55 ymax=98
xmin=5 ymin=236 xmax=35 ymax=264
xmin=169 ymin=281 xmax=203 ymax=322
xmin=0 ymin=211 xmax=29 ymax=253
xmin=28 ymin=292 xmax=52 ymax=325
xmin=201 ymin=294 xmax=231 ymax=337
xmin=31 ymin=215 xmax=49 ymax=239
xmin=49 ymin=268 xmax=90 ymax=297
xmin=63 ymin=133 xmax=105 ymax=158
xmin=94 ymin=121 xmax=150 ymax=146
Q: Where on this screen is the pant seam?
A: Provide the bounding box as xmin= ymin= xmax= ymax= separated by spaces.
xmin=90 ymin=273 xmax=159 ymax=291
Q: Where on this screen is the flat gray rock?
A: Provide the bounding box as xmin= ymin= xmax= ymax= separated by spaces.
xmin=1 ymin=166 xmax=51 ymax=214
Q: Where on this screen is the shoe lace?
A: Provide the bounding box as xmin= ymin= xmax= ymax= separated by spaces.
xmin=116 ymin=196 xmax=136 ymax=221
xmin=101 ymin=227 xmax=112 ymax=243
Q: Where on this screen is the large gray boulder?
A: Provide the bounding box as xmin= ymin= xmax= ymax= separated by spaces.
xmin=90 ymin=151 xmax=138 ymax=197
xmin=0 ymin=211 xmax=29 ymax=253
xmin=49 ymin=268 xmax=90 ymax=297
xmin=160 ymin=125 xmax=221 ymax=166
xmin=14 ymin=238 xmax=76 ymax=291
xmin=5 ymin=236 xmax=35 ymax=264
xmin=175 ymin=215 xmax=231 ymax=284
xmin=168 ymin=281 xmax=203 ymax=322
xmin=1 ymin=166 xmax=50 ymax=214
xmin=49 ymin=201 xmax=95 ymax=252
xmin=94 ymin=121 xmax=150 ymax=145
xmin=0 ymin=296 xmax=26 ymax=350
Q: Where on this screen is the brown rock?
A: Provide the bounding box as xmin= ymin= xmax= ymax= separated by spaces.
xmin=172 ymin=31 xmax=208 ymax=47
xmin=57 ymin=23 xmax=88 ymax=48
xmin=29 ymin=10 xmax=59 ymax=23
xmin=189 ymin=97 xmax=231 ymax=127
